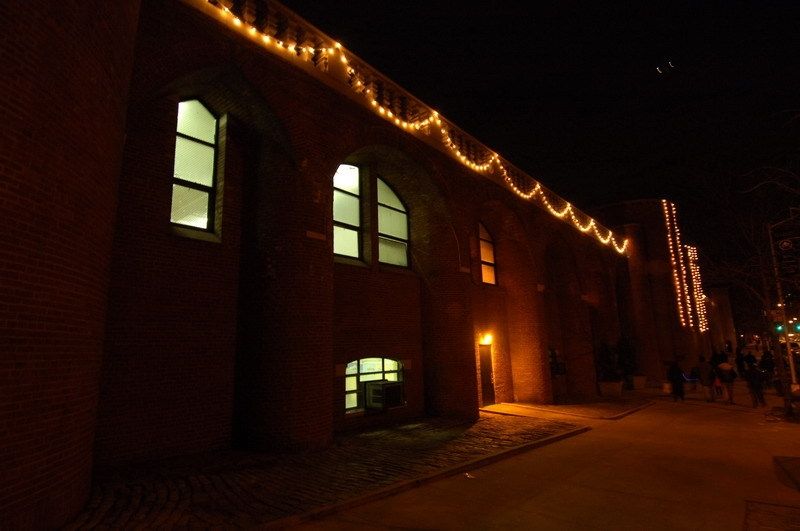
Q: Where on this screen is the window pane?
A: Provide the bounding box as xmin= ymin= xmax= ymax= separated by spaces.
xmin=360 ymin=373 xmax=384 ymax=382
xmin=378 ymin=205 xmax=408 ymax=240
xmin=384 ymin=359 xmax=399 ymax=371
xmin=377 ymin=179 xmax=404 ymax=211
xmin=479 ymin=223 xmax=491 ymax=240
xmin=333 ymin=226 xmax=359 ymax=257
xmin=333 ymin=190 xmax=360 ymax=226
xmin=480 ymin=240 xmax=495 ymax=264
xmin=385 ymin=372 xmax=398 ymax=382
xmin=345 ymin=392 xmax=358 ymax=409
xmin=345 ymin=376 xmax=357 ymax=391
xmin=177 ymin=100 xmax=216 ymax=143
xmin=345 ymin=361 xmax=358 ymax=375
xmin=334 ymin=164 xmax=360 ymax=194
xmin=171 ymin=185 xmax=209 ymax=229
xmin=482 ymin=264 xmax=496 ymax=285
xmin=379 ymin=237 xmax=408 ymax=266
xmin=359 ymin=358 xmax=383 ymax=373
xmin=174 ymin=137 xmax=215 ymax=186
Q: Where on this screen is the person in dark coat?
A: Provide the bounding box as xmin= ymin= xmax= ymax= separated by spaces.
xmin=735 ymin=347 xmax=745 ymax=376
xmin=697 ymin=355 xmax=715 ymax=402
xmin=744 ymin=361 xmax=766 ymax=408
xmin=716 ymin=359 xmax=737 ymax=404
xmin=667 ymin=360 xmax=685 ymax=402
xmin=760 ymin=350 xmax=776 ymax=388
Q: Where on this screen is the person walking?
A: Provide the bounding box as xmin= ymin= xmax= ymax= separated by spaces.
xmin=697 ymin=355 xmax=715 ymax=402
xmin=744 ymin=361 xmax=767 ymax=408
xmin=716 ymin=359 xmax=737 ymax=404
xmin=735 ymin=346 xmax=745 ymax=377
xmin=667 ymin=360 xmax=685 ymax=402
xmin=760 ymin=350 xmax=776 ymax=388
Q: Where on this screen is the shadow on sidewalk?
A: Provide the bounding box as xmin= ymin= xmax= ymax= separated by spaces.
xmin=65 ymin=413 xmax=588 ymax=529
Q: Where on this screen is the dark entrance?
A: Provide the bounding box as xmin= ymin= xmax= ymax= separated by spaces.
xmin=479 ymin=344 xmax=495 ymax=405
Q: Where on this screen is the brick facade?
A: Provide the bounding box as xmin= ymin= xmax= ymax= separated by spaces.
xmin=0 ymin=1 xmax=714 ymax=527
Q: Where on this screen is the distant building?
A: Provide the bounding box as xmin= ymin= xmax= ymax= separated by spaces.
xmin=0 ymin=1 xmax=728 ymax=527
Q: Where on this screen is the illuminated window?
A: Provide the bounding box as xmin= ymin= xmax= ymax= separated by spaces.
xmin=333 ymin=164 xmax=361 ymax=258
xmin=332 ymin=165 xmax=410 ymax=267
xmin=377 ymin=179 xmax=408 ymax=266
xmin=171 ymin=100 xmax=218 ymax=231
xmin=344 ymin=357 xmax=403 ymax=411
xmin=479 ymin=223 xmax=496 ymax=284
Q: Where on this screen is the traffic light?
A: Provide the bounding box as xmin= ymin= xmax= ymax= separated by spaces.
xmin=775 ymin=322 xmax=785 ymax=333
xmin=794 ymin=322 xmax=800 ymax=333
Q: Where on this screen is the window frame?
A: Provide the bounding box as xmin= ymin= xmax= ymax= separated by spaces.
xmin=376 ymin=178 xmax=410 ymax=268
xmin=333 ymin=163 xmax=363 ymax=260
xmin=479 ymin=223 xmax=497 ymax=285
xmin=344 ymin=357 xmax=404 ymax=412
xmin=171 ymin=98 xmax=220 ymax=233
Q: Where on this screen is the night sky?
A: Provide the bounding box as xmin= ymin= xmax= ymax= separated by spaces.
xmin=282 ymin=1 xmax=800 ymax=209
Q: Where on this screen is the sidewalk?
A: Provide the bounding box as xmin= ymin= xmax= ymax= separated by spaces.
xmin=65 ymin=412 xmax=592 ymax=529
xmin=65 ymin=383 xmax=793 ymax=529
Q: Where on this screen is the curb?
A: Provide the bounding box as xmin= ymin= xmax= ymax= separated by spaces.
xmin=483 ymin=400 xmax=654 ymax=420
xmin=262 ymin=424 xmax=591 ymax=529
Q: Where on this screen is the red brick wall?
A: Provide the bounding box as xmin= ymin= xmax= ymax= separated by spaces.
xmin=0 ymin=1 xmax=140 ymax=527
xmin=334 ymin=265 xmax=424 ymax=429
xmin=2 ymin=0 xmax=642 ymax=500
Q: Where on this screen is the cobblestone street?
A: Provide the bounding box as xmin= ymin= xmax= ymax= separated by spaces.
xmin=64 ymin=413 xmax=585 ymax=529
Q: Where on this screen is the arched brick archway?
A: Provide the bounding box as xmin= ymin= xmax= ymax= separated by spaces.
xmin=544 ymin=238 xmax=598 ymax=399
xmin=476 ymin=201 xmax=552 ymax=405
xmin=330 ymin=145 xmax=478 ymax=425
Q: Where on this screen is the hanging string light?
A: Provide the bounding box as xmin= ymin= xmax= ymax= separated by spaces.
xmin=686 ymin=245 xmax=709 ymax=332
xmin=662 ymin=200 xmax=688 ymax=327
xmin=195 ymin=0 xmax=629 ymax=254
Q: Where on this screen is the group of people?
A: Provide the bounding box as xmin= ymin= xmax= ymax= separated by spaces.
xmin=667 ymin=349 xmax=771 ymax=408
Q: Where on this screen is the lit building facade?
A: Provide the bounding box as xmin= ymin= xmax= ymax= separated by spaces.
xmin=1 ymin=1 xmax=727 ymax=527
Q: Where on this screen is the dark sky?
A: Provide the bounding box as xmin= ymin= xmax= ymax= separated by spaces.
xmin=281 ymin=1 xmax=800 ymax=213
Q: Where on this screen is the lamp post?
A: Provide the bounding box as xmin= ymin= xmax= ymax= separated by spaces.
xmin=767 ymin=216 xmax=800 ymax=401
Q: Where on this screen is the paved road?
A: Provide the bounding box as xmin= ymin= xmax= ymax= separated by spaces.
xmin=295 ymin=383 xmax=800 ymax=530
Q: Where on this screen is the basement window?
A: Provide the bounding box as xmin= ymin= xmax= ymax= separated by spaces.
xmin=345 ymin=357 xmax=404 ymax=411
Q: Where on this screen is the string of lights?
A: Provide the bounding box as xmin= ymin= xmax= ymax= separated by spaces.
xmin=662 ymin=200 xmax=689 ymax=327
xmin=670 ymin=202 xmax=694 ymax=328
xmin=686 ymin=245 xmax=709 ymax=332
xmin=192 ymin=0 xmax=629 ymax=254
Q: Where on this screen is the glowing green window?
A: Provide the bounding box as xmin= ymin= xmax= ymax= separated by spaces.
xmin=345 ymin=357 xmax=403 ymax=411
xmin=171 ymin=100 xmax=217 ymax=230
xmin=333 ymin=164 xmax=361 ymax=258
xmin=377 ymin=179 xmax=408 ymax=267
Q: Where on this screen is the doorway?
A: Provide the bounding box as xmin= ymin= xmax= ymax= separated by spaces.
xmin=479 ymin=344 xmax=495 ymax=405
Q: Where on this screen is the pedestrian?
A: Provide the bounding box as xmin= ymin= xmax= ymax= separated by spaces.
xmin=735 ymin=347 xmax=745 ymax=376
xmin=716 ymin=359 xmax=737 ymax=404
xmin=760 ymin=350 xmax=776 ymax=388
xmin=744 ymin=361 xmax=766 ymax=408
xmin=697 ymin=355 xmax=715 ymax=402
xmin=667 ymin=360 xmax=685 ymax=402
xmin=743 ymin=349 xmax=757 ymax=367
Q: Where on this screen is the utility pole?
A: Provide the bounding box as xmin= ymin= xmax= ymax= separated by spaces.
xmin=767 ymin=217 xmax=800 ymax=415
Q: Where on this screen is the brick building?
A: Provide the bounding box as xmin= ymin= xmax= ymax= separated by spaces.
xmin=1 ymin=1 xmax=731 ymax=527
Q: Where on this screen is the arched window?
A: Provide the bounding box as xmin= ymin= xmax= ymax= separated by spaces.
xmin=332 ymin=165 xmax=410 ymax=267
xmin=377 ymin=179 xmax=408 ymax=266
xmin=171 ymin=100 xmax=218 ymax=230
xmin=479 ymin=223 xmax=496 ymax=284
xmin=333 ymin=164 xmax=361 ymax=258
xmin=345 ymin=357 xmax=404 ymax=411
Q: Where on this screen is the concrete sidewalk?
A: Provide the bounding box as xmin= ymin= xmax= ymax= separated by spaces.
xmin=65 ymin=381 xmax=796 ymax=529
xmin=296 ymin=381 xmax=800 ymax=531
